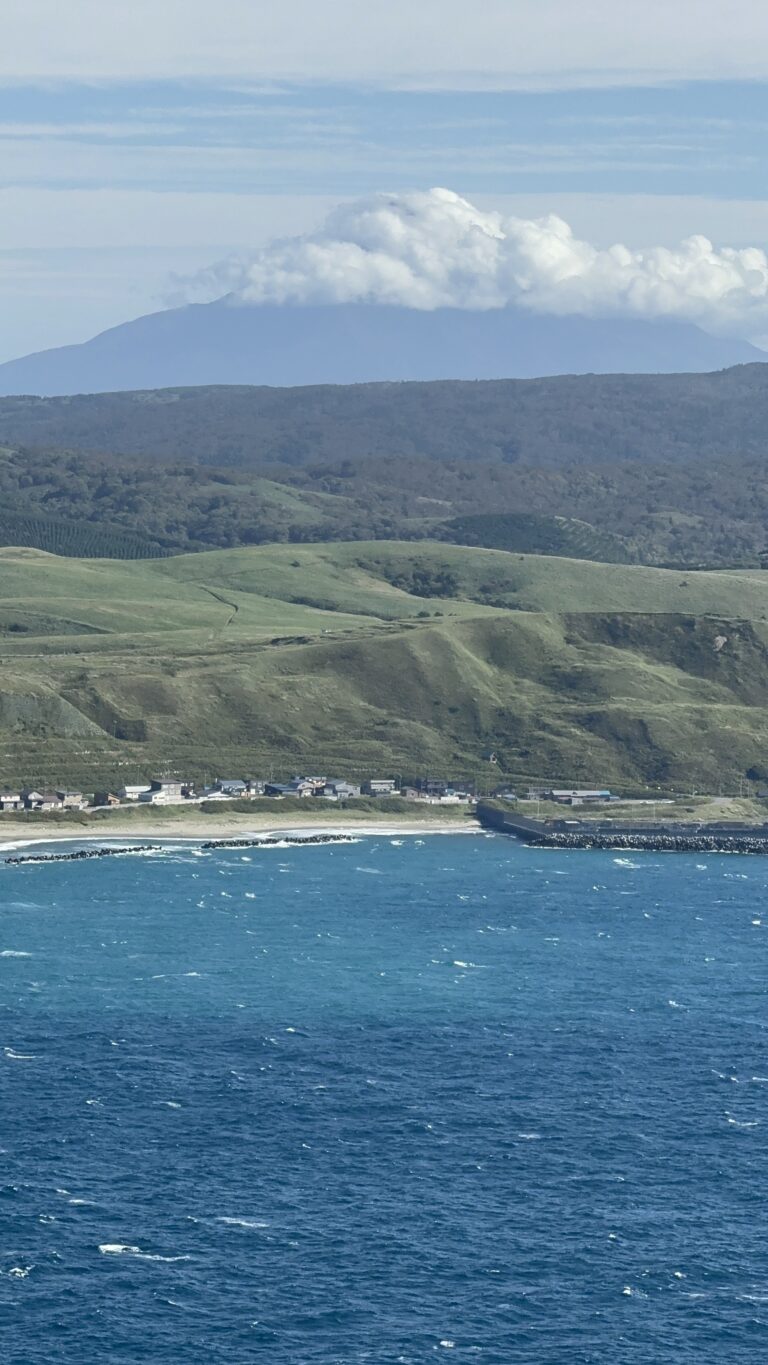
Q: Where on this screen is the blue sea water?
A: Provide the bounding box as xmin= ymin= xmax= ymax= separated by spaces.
xmin=1 ymin=833 xmax=767 ymax=1363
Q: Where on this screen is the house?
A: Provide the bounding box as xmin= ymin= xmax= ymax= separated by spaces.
xmin=295 ymin=775 xmax=327 ymax=793
xmin=23 ymin=790 xmax=65 ymax=812
xmin=215 ymin=778 xmax=248 ymax=797
xmin=264 ymin=780 xmax=316 ymax=799
xmin=56 ymin=790 xmax=86 ymax=810
xmin=212 ymin=779 xmax=265 ymax=798
xmin=0 ymin=790 xmax=23 ymax=812
xmin=363 ymin=778 xmax=398 ymax=797
xmin=320 ymin=780 xmax=361 ymax=801
xmin=139 ymin=779 xmax=192 ymax=805
xmin=415 ymin=778 xmax=451 ymax=797
xmin=93 ymin=791 xmax=121 ymax=807
xmin=119 ymin=784 xmax=152 ymax=801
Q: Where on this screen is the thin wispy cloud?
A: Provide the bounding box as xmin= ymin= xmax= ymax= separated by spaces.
xmin=3 ymin=1 xmax=768 ymax=89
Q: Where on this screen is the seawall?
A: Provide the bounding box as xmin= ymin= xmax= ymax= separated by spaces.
xmin=477 ymin=802 xmax=768 ymax=855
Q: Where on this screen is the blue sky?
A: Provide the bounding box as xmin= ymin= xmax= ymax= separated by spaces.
xmin=3 ymin=1 xmax=768 ymax=359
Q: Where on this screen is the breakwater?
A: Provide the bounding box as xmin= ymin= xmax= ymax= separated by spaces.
xmin=1 ymin=832 xmax=360 ymax=867
xmin=200 ymin=834 xmax=359 ymax=850
xmin=524 ymin=830 xmax=768 ymax=854
xmin=4 ymin=844 xmax=161 ymax=866
xmin=477 ymin=802 xmax=768 ymax=855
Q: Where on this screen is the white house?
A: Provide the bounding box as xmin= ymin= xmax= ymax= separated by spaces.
xmin=119 ymin=784 xmax=152 ymax=801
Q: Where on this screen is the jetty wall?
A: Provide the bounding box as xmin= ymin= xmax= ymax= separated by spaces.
xmin=477 ymin=802 xmax=768 ymax=854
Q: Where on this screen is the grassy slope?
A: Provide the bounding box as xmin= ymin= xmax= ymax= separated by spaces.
xmin=2 ymin=541 xmax=768 ymax=790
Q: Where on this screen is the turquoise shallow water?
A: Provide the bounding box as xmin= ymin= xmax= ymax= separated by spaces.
xmin=1 ymin=833 xmax=767 ymax=1363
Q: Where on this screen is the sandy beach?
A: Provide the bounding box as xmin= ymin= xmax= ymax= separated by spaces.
xmin=0 ymin=808 xmax=481 ymax=849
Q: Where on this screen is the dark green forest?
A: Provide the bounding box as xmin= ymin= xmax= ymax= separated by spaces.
xmin=1 ymin=364 xmax=768 ymax=468
xmin=2 ymin=366 xmax=768 ymax=564
xmin=1 ymin=441 xmax=768 ymax=565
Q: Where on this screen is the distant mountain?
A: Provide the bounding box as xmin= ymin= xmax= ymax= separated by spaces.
xmin=0 ymin=299 xmax=762 ymax=396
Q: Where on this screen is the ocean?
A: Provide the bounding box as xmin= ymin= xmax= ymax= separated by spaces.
xmin=1 ymin=832 xmax=767 ymax=1363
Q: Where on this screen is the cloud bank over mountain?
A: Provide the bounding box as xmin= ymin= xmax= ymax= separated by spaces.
xmin=181 ymin=188 xmax=768 ymax=342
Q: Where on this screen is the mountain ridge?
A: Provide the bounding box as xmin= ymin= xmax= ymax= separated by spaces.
xmin=0 ymin=299 xmax=762 ymax=397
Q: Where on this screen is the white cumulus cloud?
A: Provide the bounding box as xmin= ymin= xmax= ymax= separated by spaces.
xmin=187 ymin=188 xmax=768 ymax=339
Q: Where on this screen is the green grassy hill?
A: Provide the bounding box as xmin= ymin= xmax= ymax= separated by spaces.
xmin=2 ymin=541 xmax=768 ymax=791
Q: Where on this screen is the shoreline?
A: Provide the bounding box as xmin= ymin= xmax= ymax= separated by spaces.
xmin=0 ymin=811 xmax=481 ymax=852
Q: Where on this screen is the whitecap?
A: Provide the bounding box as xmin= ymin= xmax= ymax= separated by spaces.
xmin=4 ymin=1048 xmax=36 ymax=1060
xmin=726 ymin=1116 xmax=760 ymax=1128
xmin=133 ymin=1252 xmax=191 ymax=1263
xmin=216 ymin=1217 xmax=270 ymax=1230
xmin=355 ymin=866 xmax=383 ymax=875
xmin=98 ymin=1243 xmax=189 ymax=1261
xmin=8 ymin=1266 xmax=32 ymax=1278
xmin=0 ymin=950 xmax=31 ymax=958
xmin=516 ymin=1132 xmax=541 ymax=1140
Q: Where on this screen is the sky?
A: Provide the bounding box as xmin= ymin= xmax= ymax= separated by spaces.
xmin=3 ymin=1 xmax=768 ymax=360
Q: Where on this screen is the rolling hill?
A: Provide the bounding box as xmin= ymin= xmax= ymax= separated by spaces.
xmin=3 ymin=541 xmax=768 ymax=793
xmin=0 ymin=301 xmax=761 ymax=397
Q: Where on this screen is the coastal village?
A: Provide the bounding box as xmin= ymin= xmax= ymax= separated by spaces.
xmin=0 ymin=774 xmax=619 ymax=815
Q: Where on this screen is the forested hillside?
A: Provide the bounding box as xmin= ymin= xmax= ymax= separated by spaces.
xmin=2 ymin=442 xmax=768 ymax=565
xmin=0 ymin=364 xmax=767 ymax=468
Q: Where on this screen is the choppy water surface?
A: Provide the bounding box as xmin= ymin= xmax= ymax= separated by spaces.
xmin=1 ymin=835 xmax=767 ymax=1363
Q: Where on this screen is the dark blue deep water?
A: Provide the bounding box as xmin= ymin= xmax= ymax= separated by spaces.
xmin=1 ymin=833 xmax=767 ymax=1363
